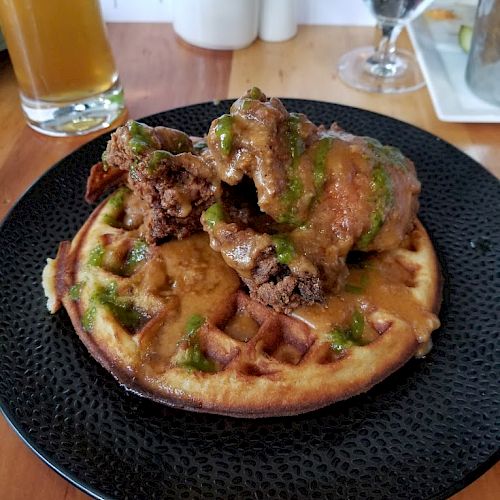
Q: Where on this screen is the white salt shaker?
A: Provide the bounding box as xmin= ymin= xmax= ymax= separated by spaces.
xmin=173 ymin=0 xmax=260 ymax=50
xmin=259 ymin=0 xmax=298 ymax=42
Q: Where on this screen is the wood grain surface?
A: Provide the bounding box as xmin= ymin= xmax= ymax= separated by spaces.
xmin=0 ymin=23 xmax=498 ymax=500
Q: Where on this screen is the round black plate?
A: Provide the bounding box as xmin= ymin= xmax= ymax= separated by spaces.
xmin=0 ymin=100 xmax=499 ymax=500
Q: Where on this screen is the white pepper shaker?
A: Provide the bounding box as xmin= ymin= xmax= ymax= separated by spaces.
xmin=259 ymin=0 xmax=298 ymax=42
xmin=173 ymin=0 xmax=260 ymax=50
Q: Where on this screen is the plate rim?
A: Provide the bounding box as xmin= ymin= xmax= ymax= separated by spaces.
xmin=0 ymin=407 xmax=104 ymax=500
xmin=0 ymin=99 xmax=498 ymax=500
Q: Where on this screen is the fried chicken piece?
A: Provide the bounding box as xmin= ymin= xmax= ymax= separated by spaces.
xmin=201 ymin=181 xmax=323 ymax=313
xmin=88 ymin=120 xmax=220 ymax=242
xmin=203 ymin=88 xmax=420 ymax=309
xmin=206 ymin=87 xmax=319 ymax=223
xmin=201 ymin=212 xmax=323 ymax=314
xmin=104 ymin=121 xmax=194 ymax=169
xmin=307 ymin=125 xmax=420 ymax=246
xmin=289 ymin=125 xmax=420 ymax=291
xmin=128 ymin=150 xmax=219 ymax=242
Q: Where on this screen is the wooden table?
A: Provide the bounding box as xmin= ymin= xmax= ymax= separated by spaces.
xmin=0 ymin=24 xmax=498 ymax=499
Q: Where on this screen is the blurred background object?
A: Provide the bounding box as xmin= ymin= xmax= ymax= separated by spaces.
xmin=99 ymin=0 xmax=375 ymax=26
xmin=465 ymin=0 xmax=500 ymax=105
xmin=0 ymin=0 xmax=125 ymax=136
xmin=259 ymin=0 xmax=298 ymax=42
xmin=408 ymin=0 xmax=499 ymax=122
xmin=172 ymin=0 xmax=259 ymax=50
xmin=338 ymin=0 xmax=435 ymax=93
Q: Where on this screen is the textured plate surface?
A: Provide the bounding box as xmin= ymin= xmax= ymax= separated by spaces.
xmin=0 ymin=100 xmax=499 ymax=500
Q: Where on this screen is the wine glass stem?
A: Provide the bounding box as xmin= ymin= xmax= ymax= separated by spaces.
xmin=366 ymin=22 xmax=404 ymax=77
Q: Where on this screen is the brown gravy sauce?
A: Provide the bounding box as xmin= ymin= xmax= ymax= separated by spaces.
xmin=140 ymin=235 xmax=438 ymax=369
xmin=141 ymin=234 xmax=240 ymax=371
xmin=293 ymin=252 xmax=439 ymax=356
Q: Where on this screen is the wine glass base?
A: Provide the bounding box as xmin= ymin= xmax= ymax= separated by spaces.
xmin=338 ymin=46 xmax=426 ymax=94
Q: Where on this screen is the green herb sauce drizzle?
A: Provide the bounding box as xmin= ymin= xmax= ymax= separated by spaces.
xmin=87 ymin=244 xmax=105 ymax=267
xmin=128 ymin=121 xmax=156 ymax=155
xmin=271 ymin=234 xmax=295 ymax=265
xmin=147 ymin=150 xmax=172 ymax=173
xmin=178 ymin=314 xmax=216 ymax=372
xmin=329 ymin=308 xmax=366 ymax=353
xmin=357 ymin=165 xmax=393 ymax=249
xmin=203 ymin=202 xmax=225 ymax=229
xmin=313 ymin=136 xmax=333 ymax=194
xmin=279 ymin=113 xmax=305 ymax=225
xmin=102 ymin=187 xmax=130 ymax=228
xmin=69 ymin=282 xmax=83 ymax=301
xmin=122 ymin=239 xmax=149 ymax=276
xmin=82 ymin=282 xmax=146 ymax=333
xmin=215 ymin=114 xmax=233 ymax=156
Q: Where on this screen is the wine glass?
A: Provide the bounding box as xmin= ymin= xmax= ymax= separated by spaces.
xmin=338 ymin=0 xmax=434 ymax=93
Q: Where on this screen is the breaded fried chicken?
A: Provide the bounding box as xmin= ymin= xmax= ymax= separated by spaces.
xmin=86 ymin=89 xmax=421 ymax=313
xmin=203 ymin=88 xmax=420 ymax=310
xmin=86 ymin=121 xmax=220 ymax=242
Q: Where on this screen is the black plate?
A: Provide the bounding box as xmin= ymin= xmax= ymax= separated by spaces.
xmin=0 ymin=100 xmax=499 ymax=500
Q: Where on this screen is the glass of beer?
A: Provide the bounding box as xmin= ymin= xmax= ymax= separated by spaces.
xmin=0 ymin=0 xmax=125 ymax=136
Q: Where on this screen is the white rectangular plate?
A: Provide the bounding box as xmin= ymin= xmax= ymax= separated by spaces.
xmin=408 ymin=0 xmax=500 ymax=123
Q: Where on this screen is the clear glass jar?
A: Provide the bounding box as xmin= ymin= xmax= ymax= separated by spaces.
xmin=465 ymin=0 xmax=500 ymax=106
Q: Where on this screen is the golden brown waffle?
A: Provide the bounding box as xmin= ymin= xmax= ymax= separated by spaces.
xmin=43 ymin=189 xmax=441 ymax=417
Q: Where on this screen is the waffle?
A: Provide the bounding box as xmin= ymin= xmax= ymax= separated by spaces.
xmin=43 ymin=189 xmax=441 ymax=417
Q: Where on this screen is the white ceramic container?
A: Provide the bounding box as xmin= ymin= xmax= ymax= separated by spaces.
xmin=259 ymin=0 xmax=298 ymax=42
xmin=173 ymin=0 xmax=260 ymax=50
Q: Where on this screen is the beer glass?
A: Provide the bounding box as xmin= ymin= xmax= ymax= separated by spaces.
xmin=0 ymin=0 xmax=125 ymax=136
xmin=338 ymin=0 xmax=434 ymax=93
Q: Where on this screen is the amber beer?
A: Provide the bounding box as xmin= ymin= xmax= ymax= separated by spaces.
xmin=0 ymin=0 xmax=125 ymax=135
